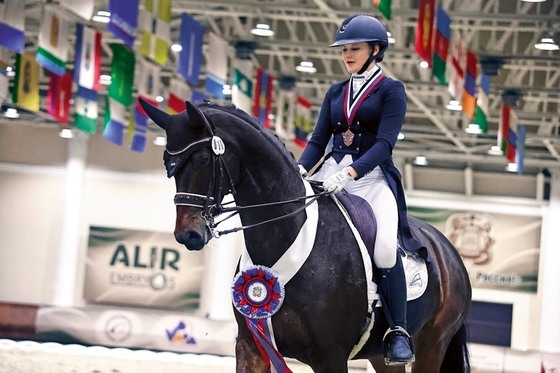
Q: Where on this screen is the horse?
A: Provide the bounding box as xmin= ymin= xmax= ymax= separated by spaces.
xmin=139 ymin=98 xmax=472 ymax=373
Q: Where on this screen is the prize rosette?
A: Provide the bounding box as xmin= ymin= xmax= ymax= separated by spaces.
xmin=232 ymin=265 xmax=285 ymax=319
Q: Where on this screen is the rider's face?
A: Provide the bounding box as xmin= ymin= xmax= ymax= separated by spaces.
xmin=341 ymin=42 xmax=379 ymax=74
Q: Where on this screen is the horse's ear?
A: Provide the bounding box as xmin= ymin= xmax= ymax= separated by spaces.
xmin=185 ymin=101 xmax=208 ymax=130
xmin=139 ymin=97 xmax=170 ymax=130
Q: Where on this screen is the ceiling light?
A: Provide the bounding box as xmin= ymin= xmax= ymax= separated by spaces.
xmin=222 ymin=84 xmax=232 ymax=95
xmin=97 ymin=10 xmax=111 ymax=17
xmin=413 ymin=156 xmax=428 ymax=166
xmin=387 ymin=31 xmax=395 ymax=44
xmin=465 ymin=123 xmax=482 ymax=134
xmin=487 ymin=145 xmax=503 ymax=156
xmin=505 ymin=163 xmax=518 ymax=172
xmin=171 ymin=44 xmax=182 ymax=52
xmin=251 ymin=23 xmax=274 ymax=37
xmin=522 ymin=0 xmax=545 ymax=2
xmin=3 ymin=108 xmax=19 ymax=119
xmin=397 ymin=132 xmax=405 ymax=140
xmin=155 ymin=95 xmax=164 ymax=102
xmin=153 ymin=136 xmax=167 ymax=146
xmin=419 ymin=61 xmax=429 ymax=69
xmin=445 ymin=99 xmax=462 ymax=111
xmin=535 ymin=33 xmax=559 ymax=51
xmin=99 ymin=74 xmax=112 ymax=85
xmin=59 ymin=128 xmax=74 ymax=139
xmin=295 ymin=60 xmax=317 ymax=73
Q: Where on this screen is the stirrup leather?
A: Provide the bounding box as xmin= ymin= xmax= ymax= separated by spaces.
xmin=382 ymin=326 xmax=416 ymax=366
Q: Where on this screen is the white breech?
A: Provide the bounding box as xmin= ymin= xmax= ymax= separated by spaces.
xmin=310 ymin=154 xmax=398 ymax=269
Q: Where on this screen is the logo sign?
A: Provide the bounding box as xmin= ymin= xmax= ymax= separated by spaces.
xmin=84 ymin=226 xmax=205 ymax=310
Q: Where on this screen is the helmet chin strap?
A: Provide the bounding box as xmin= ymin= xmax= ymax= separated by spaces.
xmin=357 ymin=49 xmax=378 ymax=74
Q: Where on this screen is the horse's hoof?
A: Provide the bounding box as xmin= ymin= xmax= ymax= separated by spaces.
xmin=384 ymin=333 xmax=415 ymax=366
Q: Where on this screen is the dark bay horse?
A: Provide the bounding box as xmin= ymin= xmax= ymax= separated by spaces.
xmin=139 ymin=99 xmax=472 ymax=373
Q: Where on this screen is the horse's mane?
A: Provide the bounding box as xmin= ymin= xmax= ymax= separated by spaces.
xmin=199 ymin=102 xmax=299 ymax=169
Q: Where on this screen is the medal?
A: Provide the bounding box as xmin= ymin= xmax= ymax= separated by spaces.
xmin=343 ymin=129 xmax=354 ymax=147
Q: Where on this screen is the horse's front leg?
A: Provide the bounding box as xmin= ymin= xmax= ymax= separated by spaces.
xmin=235 ymin=337 xmax=268 ymax=373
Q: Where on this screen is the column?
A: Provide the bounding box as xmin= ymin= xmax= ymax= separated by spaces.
xmin=52 ymin=131 xmax=89 ymax=306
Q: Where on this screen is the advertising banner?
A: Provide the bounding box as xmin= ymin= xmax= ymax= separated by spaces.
xmin=409 ymin=208 xmax=541 ymax=293
xmin=84 ymin=226 xmax=204 ymax=310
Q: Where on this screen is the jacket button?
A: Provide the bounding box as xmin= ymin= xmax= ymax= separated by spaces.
xmin=357 ymin=121 xmax=360 ymax=125
xmin=337 ymin=122 xmax=341 ymax=126
xmin=339 ymin=145 xmax=342 ymax=149
xmin=356 ymin=147 xmax=360 ymax=151
xmin=358 ymin=133 xmax=362 ymax=136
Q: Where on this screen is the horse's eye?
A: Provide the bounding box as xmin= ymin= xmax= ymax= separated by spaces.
xmin=193 ymin=153 xmax=210 ymax=167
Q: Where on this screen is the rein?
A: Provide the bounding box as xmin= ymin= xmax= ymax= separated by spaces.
xmin=167 ymin=106 xmax=329 ymax=238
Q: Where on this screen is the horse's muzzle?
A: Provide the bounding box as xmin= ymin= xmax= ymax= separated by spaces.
xmin=175 ymin=228 xmax=208 ymax=251
xmin=174 ymin=207 xmax=211 ymax=251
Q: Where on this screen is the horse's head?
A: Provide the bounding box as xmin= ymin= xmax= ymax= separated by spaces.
xmin=139 ymin=98 xmax=239 ymax=251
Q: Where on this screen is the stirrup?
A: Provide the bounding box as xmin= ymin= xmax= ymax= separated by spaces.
xmin=382 ymin=326 xmax=416 ymax=366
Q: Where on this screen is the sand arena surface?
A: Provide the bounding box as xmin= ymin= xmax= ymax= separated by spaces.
xmin=0 ymin=339 xmax=368 ymax=373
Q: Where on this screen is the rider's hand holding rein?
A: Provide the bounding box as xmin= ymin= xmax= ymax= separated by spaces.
xmin=323 ymin=166 xmax=357 ymax=193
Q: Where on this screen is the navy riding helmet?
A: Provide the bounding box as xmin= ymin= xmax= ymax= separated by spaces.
xmin=330 ymin=14 xmax=389 ymax=70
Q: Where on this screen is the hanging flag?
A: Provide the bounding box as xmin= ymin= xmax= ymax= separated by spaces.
xmin=58 ymin=0 xmax=94 ymax=20
xmin=461 ymin=49 xmax=478 ymax=118
xmin=178 ymin=13 xmax=204 ymax=85
xmin=232 ymin=68 xmax=254 ymax=115
xmin=294 ymin=96 xmax=312 ymax=148
xmin=36 ymin=7 xmax=69 ymax=76
xmin=205 ymin=33 xmax=228 ymax=99
xmin=414 ymin=0 xmax=436 ymax=67
xmin=0 ymin=1 xmax=25 ymax=53
xmin=447 ymin=34 xmax=465 ymax=102
xmin=432 ymin=5 xmax=450 ymax=85
xmin=516 ymin=124 xmax=526 ymax=174
xmin=275 ymin=90 xmax=295 ymax=141
xmin=46 ymin=72 xmax=72 ymax=123
xmin=191 ymin=89 xmax=209 ymax=105
xmin=103 ymin=44 xmax=136 ymax=145
xmin=107 ymin=0 xmax=139 ymax=47
xmin=12 ymin=53 xmax=40 ymax=112
xmin=252 ymin=67 xmax=274 ymax=128
xmin=0 ymin=47 xmax=10 ymax=102
xmin=129 ymin=104 xmax=148 ymax=153
xmin=373 ymin=0 xmax=392 ymax=20
xmin=136 ymin=58 xmax=161 ymax=100
xmin=474 ymin=74 xmax=490 ymax=134
xmin=74 ymin=24 xmax=102 ymax=91
xmin=498 ymin=104 xmax=518 ymax=162
xmin=75 ymin=86 xmax=98 ymax=134
xmin=167 ymin=78 xmax=191 ymax=114
xmin=139 ymin=0 xmax=171 ymax=65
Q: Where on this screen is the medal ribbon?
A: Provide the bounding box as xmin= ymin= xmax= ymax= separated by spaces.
xmin=343 ymin=68 xmax=384 ymax=126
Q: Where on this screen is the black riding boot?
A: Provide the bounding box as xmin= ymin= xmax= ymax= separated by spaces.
xmin=379 ymin=258 xmax=415 ymax=366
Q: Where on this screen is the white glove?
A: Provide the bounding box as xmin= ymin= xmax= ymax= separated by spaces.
xmin=298 ymin=164 xmax=308 ymax=178
xmin=323 ymin=167 xmax=354 ymax=193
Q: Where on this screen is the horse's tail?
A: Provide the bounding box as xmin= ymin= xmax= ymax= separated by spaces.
xmin=439 ymin=323 xmax=470 ymax=373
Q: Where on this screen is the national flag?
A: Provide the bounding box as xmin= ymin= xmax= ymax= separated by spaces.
xmin=167 ymin=79 xmax=191 ymax=114
xmin=36 ymin=7 xmax=69 ymax=76
xmin=139 ymin=0 xmax=172 ymax=66
xmin=275 ymin=90 xmax=295 ymax=141
xmin=205 ymin=33 xmax=228 ymax=99
xmin=294 ymin=96 xmax=312 ymax=148
xmin=74 ymin=24 xmax=102 ymax=91
xmin=191 ymin=89 xmax=209 ymax=105
xmin=103 ymin=96 xmax=128 ymax=146
xmin=136 ymin=58 xmax=161 ymax=100
xmin=0 ymin=46 xmax=10 ymax=101
xmin=498 ymin=104 xmax=518 ymax=162
xmin=414 ymin=0 xmax=436 ymax=67
xmin=103 ymin=44 xmax=136 ymax=145
xmin=58 ymin=0 xmax=94 ymax=20
xmin=12 ymin=53 xmax=40 ymax=112
xmin=448 ymin=34 xmax=466 ymax=102
xmin=107 ymin=0 xmax=139 ymax=47
xmin=252 ymin=67 xmax=274 ymax=128
xmin=432 ymin=5 xmax=450 ymax=85
xmin=232 ymin=68 xmax=254 ymax=115
xmin=461 ymin=49 xmax=478 ymax=118
xmin=46 ymin=72 xmax=72 ymax=123
xmin=474 ymin=74 xmax=490 ymax=133
xmin=516 ymin=124 xmax=526 ymax=174
xmin=0 ymin=1 xmax=25 ymax=53
xmin=129 ymin=104 xmax=149 ymax=153
xmin=74 ymin=86 xmax=98 ymax=134
xmin=373 ymin=0 xmax=392 ymax=20
xmin=178 ymin=13 xmax=204 ymax=85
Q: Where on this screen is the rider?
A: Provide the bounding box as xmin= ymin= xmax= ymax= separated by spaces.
xmin=297 ymin=14 xmax=423 ymax=366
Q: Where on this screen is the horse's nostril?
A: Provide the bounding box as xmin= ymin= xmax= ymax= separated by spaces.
xmin=177 ymin=230 xmax=205 ymax=251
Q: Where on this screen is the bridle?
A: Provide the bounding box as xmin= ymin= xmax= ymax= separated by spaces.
xmin=166 ymin=107 xmax=329 ymax=239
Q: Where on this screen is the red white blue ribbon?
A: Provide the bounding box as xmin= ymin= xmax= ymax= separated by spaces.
xmin=343 ymin=68 xmax=384 ymax=126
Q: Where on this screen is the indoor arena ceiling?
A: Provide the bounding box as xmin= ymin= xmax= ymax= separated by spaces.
xmin=8 ymin=0 xmax=560 ymax=175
